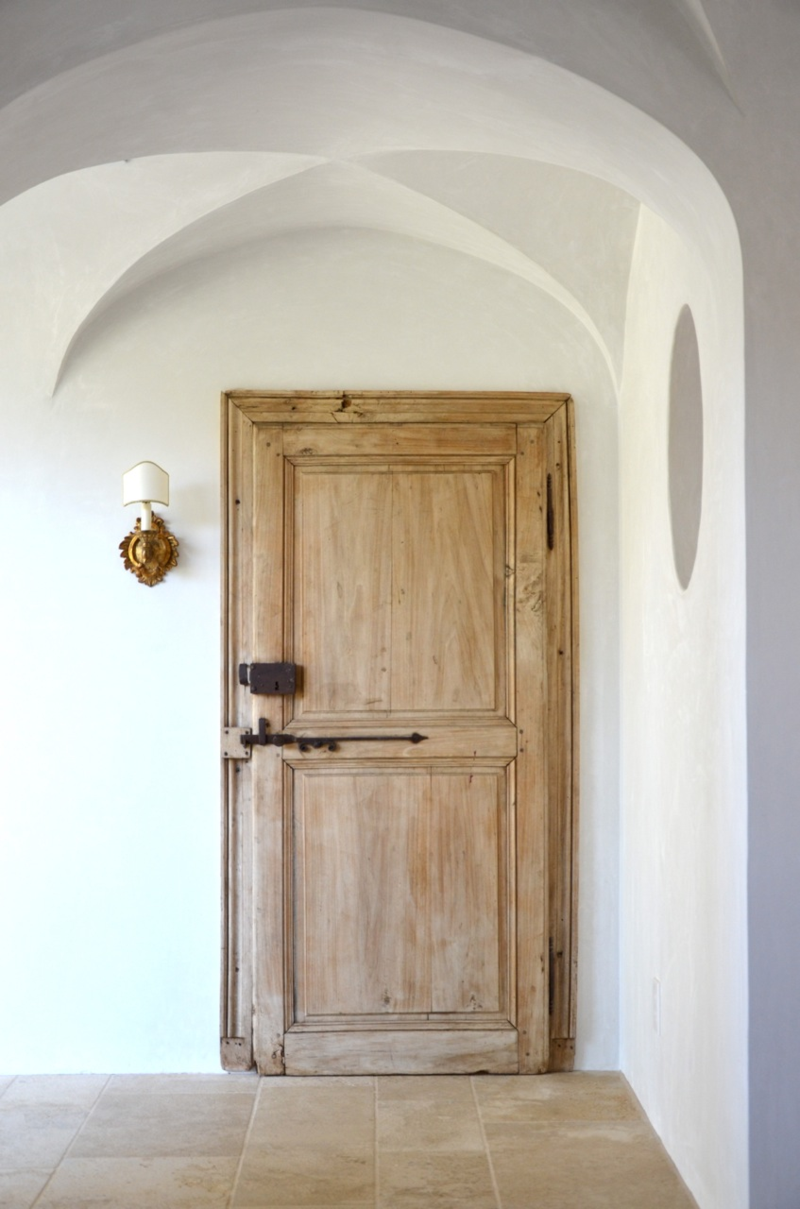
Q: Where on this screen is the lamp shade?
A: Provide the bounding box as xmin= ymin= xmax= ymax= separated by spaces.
xmin=122 ymin=461 xmax=169 ymax=507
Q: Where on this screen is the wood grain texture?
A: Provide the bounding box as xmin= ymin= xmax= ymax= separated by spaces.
xmin=294 ymin=766 xmax=509 ymax=1023
xmin=284 ymin=1028 xmax=519 ymax=1075
xmin=544 ymin=404 xmax=576 ymax=1056
xmin=221 ymin=392 xmax=578 ymax=1076
xmin=391 ymin=468 xmax=500 ymax=713
xmin=231 ymin=391 xmax=569 ymax=427
xmin=284 ymin=423 xmax=516 ymax=458
xmin=220 ymin=397 xmax=255 ymax=1070
xmin=566 ymin=399 xmax=581 ymax=1045
xmin=514 ymin=424 xmax=548 ymax=1072
xmin=294 ymin=467 xmax=392 ymax=714
xmin=296 ymin=768 xmax=431 ymax=1017
xmin=429 ymin=771 xmax=505 ymax=1014
xmin=251 ymin=424 xmax=288 ymax=1073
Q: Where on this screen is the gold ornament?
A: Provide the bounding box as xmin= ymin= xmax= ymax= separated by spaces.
xmin=119 ymin=513 xmax=179 ymax=586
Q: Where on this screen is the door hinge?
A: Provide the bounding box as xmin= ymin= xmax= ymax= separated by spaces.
xmin=222 ymin=727 xmax=252 ymax=760
xmin=546 ymin=473 xmax=555 ymax=550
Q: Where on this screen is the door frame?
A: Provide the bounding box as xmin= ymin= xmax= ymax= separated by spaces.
xmin=219 ymin=390 xmax=579 ymax=1074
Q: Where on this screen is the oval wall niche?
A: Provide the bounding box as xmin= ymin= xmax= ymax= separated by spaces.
xmin=668 ymin=305 xmax=704 ymax=589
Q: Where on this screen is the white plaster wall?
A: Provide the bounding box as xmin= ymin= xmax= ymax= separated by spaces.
xmin=619 ymin=207 xmax=748 ymax=1209
xmin=0 ymin=15 xmax=750 ymax=1205
xmin=0 ymin=219 xmax=620 ymax=1072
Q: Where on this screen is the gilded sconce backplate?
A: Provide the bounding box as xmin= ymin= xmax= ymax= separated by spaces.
xmin=119 ymin=514 xmax=179 ymax=586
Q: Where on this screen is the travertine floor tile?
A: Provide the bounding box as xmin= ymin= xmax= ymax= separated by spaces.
xmin=105 ymin=1074 xmax=258 ymax=1097
xmin=2 ymin=1075 xmax=107 ymax=1108
xmin=252 ymin=1080 xmax=373 ymax=1152
xmin=0 ymin=1168 xmax=50 ymax=1209
xmin=474 ymin=1072 xmax=640 ymax=1123
xmin=0 ymin=1105 xmax=88 ymax=1168
xmin=0 ymin=1078 xmax=16 ymax=1099
xmin=69 ymin=1092 xmax=254 ymax=1159
xmin=263 ymin=1077 xmax=370 ymax=1090
xmin=378 ymin=1149 xmax=497 ymax=1209
xmin=233 ymin=1148 xmax=374 ymax=1207
xmin=0 ymin=1071 xmax=699 ymax=1209
xmin=378 ymin=1076 xmax=475 ymax=1104
xmin=379 ymin=1097 xmax=484 ymax=1152
xmin=487 ymin=1122 xmax=696 ymax=1209
xmin=35 ymin=1156 xmax=238 ymax=1208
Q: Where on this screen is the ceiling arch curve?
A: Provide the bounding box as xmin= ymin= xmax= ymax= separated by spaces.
xmin=0 ymin=0 xmax=732 ymax=116
xmin=0 ymin=5 xmax=741 ymax=419
xmin=54 ymin=156 xmax=631 ymax=392
xmin=0 ymin=6 xmax=736 ymax=262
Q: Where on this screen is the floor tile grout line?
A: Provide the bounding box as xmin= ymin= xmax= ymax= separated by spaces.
xmin=470 ymin=1077 xmax=503 ymax=1209
xmin=373 ymin=1075 xmax=379 ymax=1209
xmin=227 ymin=1074 xmax=264 ymax=1209
xmin=28 ymin=1074 xmax=113 ymax=1209
xmin=0 ymin=1076 xmax=17 ymax=1101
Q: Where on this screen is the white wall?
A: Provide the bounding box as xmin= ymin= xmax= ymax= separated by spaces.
xmin=619 ymin=207 xmax=748 ymax=1209
xmin=0 ymin=15 xmax=751 ymax=1207
xmin=0 ymin=213 xmax=621 ymax=1072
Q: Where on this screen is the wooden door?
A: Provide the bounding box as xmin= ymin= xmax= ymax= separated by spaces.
xmin=221 ymin=392 xmax=578 ymax=1076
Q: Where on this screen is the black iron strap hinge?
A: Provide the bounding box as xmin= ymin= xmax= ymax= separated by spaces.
xmin=548 ymin=937 xmax=555 ymax=1016
xmin=546 ymin=473 xmax=555 ymax=551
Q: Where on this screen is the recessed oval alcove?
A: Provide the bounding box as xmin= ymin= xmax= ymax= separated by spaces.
xmin=668 ymin=304 xmax=704 ymax=588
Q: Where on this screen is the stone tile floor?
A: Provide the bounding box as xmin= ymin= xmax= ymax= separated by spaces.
xmin=0 ymin=1072 xmax=699 ymax=1207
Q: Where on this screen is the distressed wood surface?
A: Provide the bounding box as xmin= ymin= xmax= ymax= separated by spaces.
xmin=283 ymin=423 xmax=517 ymax=458
xmin=219 ymin=398 xmax=255 ymax=1070
xmin=545 ymin=404 xmax=577 ymax=1053
xmin=231 ymin=391 xmax=569 ymax=427
xmin=513 ymin=424 xmax=549 ymax=1072
xmin=283 ymin=1028 xmax=519 ymax=1075
xmin=221 ymin=392 xmax=578 ymax=1076
xmin=251 ymin=424 xmax=287 ymax=1074
xmin=294 ymin=467 xmax=393 ymax=714
xmin=390 ymin=467 xmax=500 ymax=713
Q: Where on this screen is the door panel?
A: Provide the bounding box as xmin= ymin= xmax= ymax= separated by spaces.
xmin=294 ymin=467 xmax=393 ymax=715
xmin=290 ymin=457 xmax=509 ymax=722
xmin=390 ymin=468 xmax=500 ymax=713
xmin=293 ymin=765 xmax=508 ymax=1021
xmin=296 ymin=767 xmax=431 ymax=1017
xmin=429 ymin=768 xmax=507 ymax=1014
xmin=221 ymin=392 xmax=578 ymax=1076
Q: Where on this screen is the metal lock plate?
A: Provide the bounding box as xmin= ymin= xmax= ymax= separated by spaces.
xmin=239 ymin=662 xmax=297 ymax=695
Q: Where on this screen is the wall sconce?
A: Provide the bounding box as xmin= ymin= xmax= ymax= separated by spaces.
xmin=119 ymin=461 xmax=179 ymax=586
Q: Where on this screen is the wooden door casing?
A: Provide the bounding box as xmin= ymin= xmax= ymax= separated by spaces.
xmin=221 ymin=392 xmax=578 ymax=1076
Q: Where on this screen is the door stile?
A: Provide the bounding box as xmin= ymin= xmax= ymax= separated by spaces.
xmin=544 ymin=401 xmax=579 ymax=1069
xmin=566 ymin=402 xmax=581 ymax=1045
xmin=220 ymin=400 xmax=256 ymax=1070
xmin=503 ymin=456 xmax=518 ymax=1035
xmin=514 ymin=424 xmax=549 ymax=1072
xmin=247 ymin=424 xmax=288 ymax=1073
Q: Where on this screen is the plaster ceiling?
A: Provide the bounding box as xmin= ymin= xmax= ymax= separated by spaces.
xmin=0 ymin=0 xmax=733 ymax=115
xmin=0 ymin=6 xmax=738 ymax=403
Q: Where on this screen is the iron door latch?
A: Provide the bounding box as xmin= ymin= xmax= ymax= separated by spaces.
xmin=231 ymin=718 xmax=427 ymax=754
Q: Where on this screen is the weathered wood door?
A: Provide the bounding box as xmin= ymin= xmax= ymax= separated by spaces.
xmin=221 ymin=392 xmax=577 ymax=1076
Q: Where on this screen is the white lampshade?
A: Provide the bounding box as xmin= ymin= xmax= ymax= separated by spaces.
xmin=122 ymin=461 xmax=169 ymax=507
